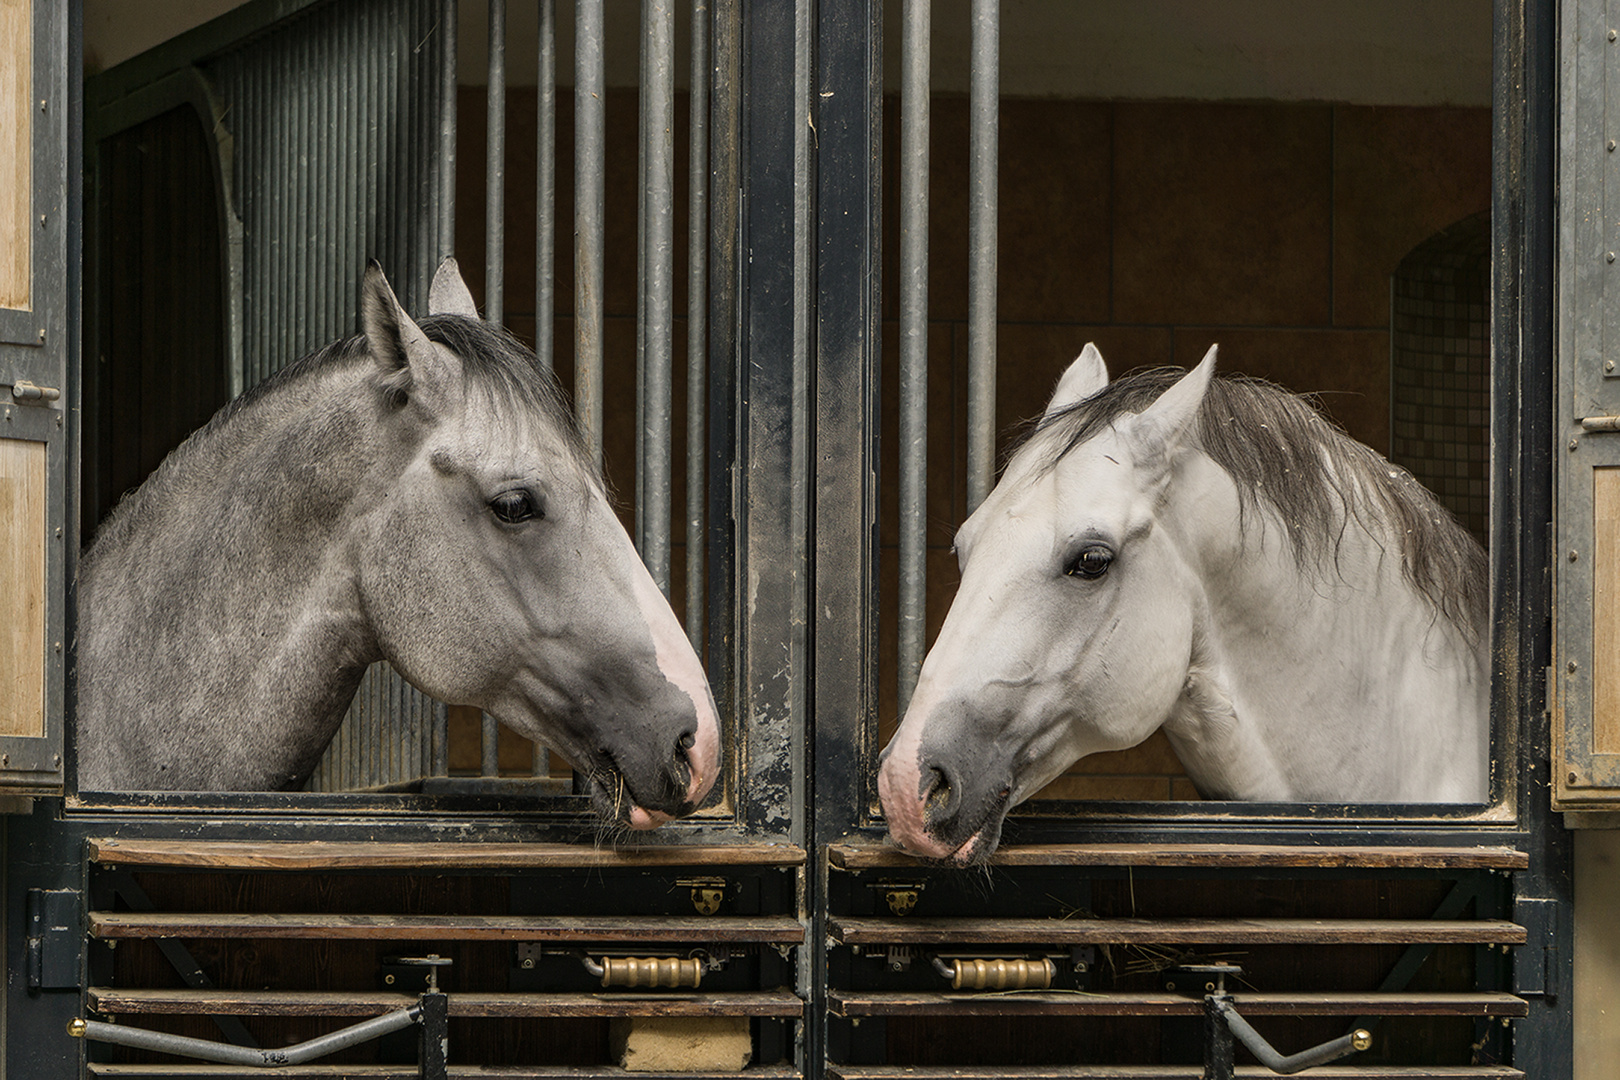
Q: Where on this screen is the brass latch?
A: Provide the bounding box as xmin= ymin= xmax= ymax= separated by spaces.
xmin=676 ymin=877 xmax=728 ymax=915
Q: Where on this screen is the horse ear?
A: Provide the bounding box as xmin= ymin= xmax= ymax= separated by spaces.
xmin=428 ymin=257 xmax=480 ymax=319
xmin=361 ymin=261 xmax=451 ymax=402
xmin=1126 ymin=344 xmax=1217 ymax=471
xmin=1043 ymin=343 xmax=1110 ymax=421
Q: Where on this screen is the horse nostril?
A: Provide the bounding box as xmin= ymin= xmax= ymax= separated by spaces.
xmin=924 ymin=766 xmax=952 ymax=813
xmin=997 ymin=786 xmax=1011 ymax=802
xmin=678 ymin=731 xmax=695 ymax=752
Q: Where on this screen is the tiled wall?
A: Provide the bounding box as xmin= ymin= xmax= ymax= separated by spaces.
xmin=453 ymin=91 xmax=1491 ymax=797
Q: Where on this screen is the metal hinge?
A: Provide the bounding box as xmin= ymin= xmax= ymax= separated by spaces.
xmin=26 ymin=888 xmax=81 ymax=991
xmin=8 ymin=380 xmax=60 ymax=405
xmin=1513 ymin=896 xmax=1560 ymax=999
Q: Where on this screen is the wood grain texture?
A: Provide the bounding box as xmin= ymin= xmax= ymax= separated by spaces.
xmin=0 ymin=0 xmax=30 ymax=311
xmin=827 ymin=1067 xmax=1523 ymax=1079
xmin=1595 ymin=467 xmax=1620 ymax=754
xmin=88 ymin=1066 xmax=803 ymax=1079
xmin=87 ymin=839 xmax=808 ymax=870
xmin=827 ymin=842 xmax=1528 ymax=871
xmin=828 ymin=990 xmax=1527 ymax=1019
xmin=830 ymin=916 xmax=1525 ymax=946
xmin=90 ymin=911 xmax=805 ymax=944
xmin=88 ymin=987 xmax=805 ymax=1019
xmin=0 ymin=438 xmax=44 ymax=737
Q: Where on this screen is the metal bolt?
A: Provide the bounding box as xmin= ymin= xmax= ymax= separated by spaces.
xmin=1610 ymin=139 xmax=1617 ymax=151
xmin=1571 ymin=771 xmax=1580 ymax=784
xmin=1610 ymin=28 xmax=1617 ymax=40
xmin=1571 ymin=550 xmax=1580 ymax=562
xmin=38 ymin=214 xmax=45 ymax=229
xmin=2 ymin=755 xmax=8 ymax=767
xmin=53 ymin=642 xmax=61 ymax=654
xmin=52 ymin=755 xmax=60 ymax=766
xmin=36 ymin=328 xmax=44 ymax=342
xmin=1570 ymin=660 xmax=1580 ymax=673
xmin=1609 ymin=359 xmax=1616 ymax=372
xmin=54 ymin=527 xmax=60 ymax=539
xmin=384 ymin=973 xmax=395 ymax=985
xmin=521 ymin=957 xmax=535 ymax=970
xmin=1571 ymin=438 xmax=1581 ymax=451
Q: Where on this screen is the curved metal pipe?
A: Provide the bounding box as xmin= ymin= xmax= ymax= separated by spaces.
xmin=69 ymin=1006 xmax=422 ymax=1068
xmin=1212 ymin=999 xmax=1371 ymax=1075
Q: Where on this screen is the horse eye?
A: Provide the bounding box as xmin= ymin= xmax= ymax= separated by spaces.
xmin=1066 ymin=545 xmax=1113 ymax=579
xmin=490 ymin=491 xmax=541 ymax=525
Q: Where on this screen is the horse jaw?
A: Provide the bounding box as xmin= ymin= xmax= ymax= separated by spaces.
xmin=622 ymin=547 xmax=722 ymax=826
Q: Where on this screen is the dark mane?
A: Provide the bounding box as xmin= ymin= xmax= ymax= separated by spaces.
xmin=1028 ymin=367 xmax=1487 ymax=637
xmin=86 ymin=316 xmax=596 ymax=558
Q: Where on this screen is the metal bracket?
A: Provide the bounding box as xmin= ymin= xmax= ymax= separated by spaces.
xmin=869 ymin=880 xmax=925 ymax=916
xmin=677 ymin=876 xmax=729 ymax=915
xmin=26 ymin=888 xmax=80 ymax=991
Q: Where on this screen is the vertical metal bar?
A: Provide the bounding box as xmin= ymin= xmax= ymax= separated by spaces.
xmin=897 ymin=0 xmax=930 ymax=716
xmin=576 ymin=0 xmax=606 ymax=466
xmin=686 ymin=0 xmax=710 ymax=647
xmin=482 ymin=711 xmax=499 ymax=777
xmin=485 ymin=0 xmax=507 ymax=324
xmin=641 ymin=0 xmax=676 ymax=592
xmin=966 ymin=0 xmax=998 ymax=512
xmin=535 ymin=0 xmax=556 ymax=371
xmin=706 ymin=0 xmax=741 ymax=736
xmin=438 ymin=0 xmax=458 ymax=261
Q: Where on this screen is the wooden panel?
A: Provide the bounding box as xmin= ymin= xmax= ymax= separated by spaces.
xmin=827 ymin=991 xmax=1528 ymax=1019
xmin=88 ymin=988 xmax=806 ymax=1019
xmin=0 ymin=0 xmax=29 ymax=311
xmin=828 ymin=1067 xmax=1524 ymax=1079
xmin=1595 ymin=466 xmax=1620 ymax=754
xmin=830 ymin=916 xmax=1525 ymax=947
xmin=0 ymin=437 xmax=44 ymax=738
xmin=827 ymin=843 xmax=1529 ymax=871
xmin=88 ymin=839 xmax=807 ymax=870
xmin=89 ymin=1067 xmax=804 ymax=1079
xmin=89 ymin=912 xmax=805 ymax=944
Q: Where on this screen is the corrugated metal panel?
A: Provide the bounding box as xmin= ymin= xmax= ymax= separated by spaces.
xmin=204 ymin=0 xmax=455 ymax=791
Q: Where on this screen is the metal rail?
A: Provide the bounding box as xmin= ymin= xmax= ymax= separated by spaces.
xmin=897 ymin=0 xmax=930 ymax=716
xmin=69 ymin=1007 xmax=423 ymax=1068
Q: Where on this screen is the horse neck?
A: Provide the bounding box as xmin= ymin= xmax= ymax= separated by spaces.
xmin=1159 ymin=453 xmax=1488 ymax=802
xmin=78 ymin=362 xmax=395 ymax=787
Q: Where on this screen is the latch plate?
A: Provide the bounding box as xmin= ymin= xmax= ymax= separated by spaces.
xmin=26 ymin=888 xmax=80 ymax=990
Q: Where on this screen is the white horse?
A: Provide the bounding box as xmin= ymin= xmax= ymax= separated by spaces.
xmin=879 ymin=344 xmax=1488 ymax=863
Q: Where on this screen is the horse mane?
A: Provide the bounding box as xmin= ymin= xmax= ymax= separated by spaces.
xmin=86 ymin=316 xmax=597 ymax=558
xmin=1028 ymin=367 xmax=1488 ymax=638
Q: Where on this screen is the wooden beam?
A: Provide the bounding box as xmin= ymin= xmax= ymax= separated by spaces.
xmin=88 ymin=987 xmax=805 ymax=1019
xmin=86 ymin=839 xmax=807 ymax=871
xmin=830 ymin=916 xmax=1526 ymax=946
xmin=827 ymin=990 xmax=1528 ymax=1019
xmin=827 ymin=842 xmax=1528 ymax=871
xmin=89 ymin=912 xmax=805 ymax=944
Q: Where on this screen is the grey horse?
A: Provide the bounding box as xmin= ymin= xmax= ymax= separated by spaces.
xmin=76 ymin=259 xmax=719 ymax=827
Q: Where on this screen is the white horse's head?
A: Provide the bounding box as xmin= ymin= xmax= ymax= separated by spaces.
xmin=879 ymin=344 xmax=1219 ymax=862
xmin=355 ymin=262 xmax=720 ymax=826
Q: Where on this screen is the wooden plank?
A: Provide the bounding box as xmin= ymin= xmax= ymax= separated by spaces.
xmin=828 ymin=991 xmax=1528 ymax=1019
xmin=87 ymin=838 xmax=807 ymax=870
xmin=0 ymin=0 xmax=29 ymax=311
xmin=0 ymin=439 xmax=45 ymax=738
xmin=1596 ymin=466 xmax=1620 ymax=754
xmin=827 ymin=1068 xmax=1523 ymax=1079
xmin=89 ymin=912 xmax=805 ymax=944
xmin=89 ymin=1067 xmax=803 ymax=1079
xmin=831 ymin=916 xmax=1526 ymax=946
xmin=88 ymin=987 xmax=805 ymax=1019
xmin=827 ymin=843 xmax=1528 ymax=871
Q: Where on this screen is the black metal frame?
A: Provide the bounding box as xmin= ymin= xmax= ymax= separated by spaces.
xmin=0 ymin=0 xmax=1577 ymax=1077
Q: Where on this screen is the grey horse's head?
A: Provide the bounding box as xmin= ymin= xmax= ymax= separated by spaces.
xmin=357 ymin=261 xmax=720 ymax=825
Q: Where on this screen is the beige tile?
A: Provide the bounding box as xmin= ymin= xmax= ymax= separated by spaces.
xmin=1114 ymin=102 xmax=1333 ymax=327
xmin=1332 ymin=105 xmax=1491 ymax=329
